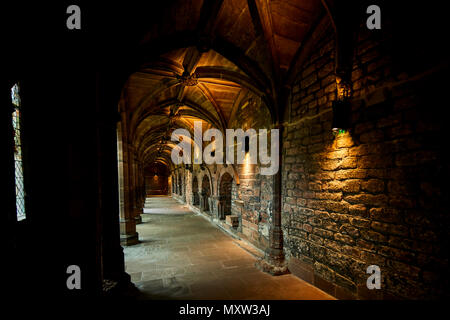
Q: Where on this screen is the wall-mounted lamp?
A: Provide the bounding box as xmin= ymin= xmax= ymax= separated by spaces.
xmin=332 ymin=99 xmax=351 ymax=134
xmin=332 ymin=76 xmax=351 ymax=134
xmin=210 ymin=137 xmax=216 ymax=157
xmin=243 ymin=136 xmax=250 ymax=153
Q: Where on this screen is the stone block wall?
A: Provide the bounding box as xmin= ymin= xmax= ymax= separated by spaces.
xmin=282 ymin=21 xmax=449 ymax=299
xmin=227 ymin=97 xmax=274 ymax=251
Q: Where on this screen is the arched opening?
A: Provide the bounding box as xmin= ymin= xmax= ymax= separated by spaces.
xmin=201 ymin=175 xmax=211 ymax=214
xmin=178 ymin=173 xmax=182 ymax=196
xmin=144 ymin=163 xmax=169 ymax=196
xmin=171 ymin=175 xmax=175 ymax=194
xmin=219 ymin=172 xmax=233 ymax=220
xmin=192 ymin=175 xmax=199 ymax=206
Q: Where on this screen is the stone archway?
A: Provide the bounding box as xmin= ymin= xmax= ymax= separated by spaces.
xmin=218 ymin=172 xmax=233 ymax=220
xmin=177 ymin=173 xmax=182 ymax=195
xmin=192 ymin=175 xmax=199 ymax=206
xmin=172 ymin=175 xmax=175 ymax=194
xmin=201 ymin=175 xmax=211 ymax=214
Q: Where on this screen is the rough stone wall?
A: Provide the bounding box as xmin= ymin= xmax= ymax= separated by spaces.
xmin=228 ymin=98 xmax=273 ymax=250
xmin=282 ymin=21 xmax=449 ymax=299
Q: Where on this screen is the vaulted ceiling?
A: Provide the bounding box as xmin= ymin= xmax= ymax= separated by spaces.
xmin=119 ymin=0 xmax=326 ymax=168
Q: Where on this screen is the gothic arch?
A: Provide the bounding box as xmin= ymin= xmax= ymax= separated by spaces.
xmin=192 ymin=175 xmax=199 ymax=206
xmin=201 ymin=173 xmax=212 ymax=213
xmin=216 ymin=165 xmax=240 ymax=193
xmin=218 ymin=172 xmax=233 ymax=220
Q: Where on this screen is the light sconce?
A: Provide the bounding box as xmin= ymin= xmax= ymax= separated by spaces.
xmin=332 ymin=100 xmax=351 ymax=134
xmin=243 ymin=136 xmax=250 ymax=153
xmin=332 ymin=76 xmax=351 ymax=134
xmin=210 ymin=137 xmax=216 ymax=157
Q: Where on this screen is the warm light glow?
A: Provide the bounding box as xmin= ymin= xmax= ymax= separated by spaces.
xmin=331 ymin=130 xmax=354 ymax=150
xmin=243 ymin=152 xmax=251 ymax=173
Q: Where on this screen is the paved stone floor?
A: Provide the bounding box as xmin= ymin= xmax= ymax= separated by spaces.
xmin=124 ymin=196 xmax=334 ymax=300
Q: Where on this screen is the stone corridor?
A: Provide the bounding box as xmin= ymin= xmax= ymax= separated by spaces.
xmin=7 ymin=1 xmax=449 ymax=302
xmin=124 ymin=196 xmax=333 ymax=300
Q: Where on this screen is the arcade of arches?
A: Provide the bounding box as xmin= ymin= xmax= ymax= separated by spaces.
xmin=5 ymin=1 xmax=449 ymax=301
xmin=114 ymin=1 xmax=449 ymax=300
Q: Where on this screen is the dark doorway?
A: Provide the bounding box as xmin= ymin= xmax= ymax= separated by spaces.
xmin=219 ymin=172 xmax=233 ymax=219
xmin=192 ymin=176 xmax=199 ymax=206
xmin=201 ymin=175 xmax=211 ymax=213
xmin=144 ymin=163 xmax=169 ymax=196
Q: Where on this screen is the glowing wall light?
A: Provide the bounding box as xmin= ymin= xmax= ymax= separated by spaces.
xmin=332 ymin=76 xmax=351 ymax=134
xmin=243 ymin=152 xmax=251 ymax=174
xmin=332 ymin=99 xmax=351 ymax=134
xmin=243 ymin=136 xmax=250 ymax=153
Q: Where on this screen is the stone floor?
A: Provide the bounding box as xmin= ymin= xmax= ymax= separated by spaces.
xmin=124 ymin=196 xmax=334 ymax=300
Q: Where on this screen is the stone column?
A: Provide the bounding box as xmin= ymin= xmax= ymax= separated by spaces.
xmin=137 ymin=160 xmax=144 ymax=219
xmin=196 ymin=191 xmax=202 ymax=207
xmin=256 ymin=123 xmax=288 ymax=275
xmin=181 ymin=170 xmax=186 ymax=203
xmin=98 ymin=78 xmax=134 ymax=292
xmin=234 ymin=200 xmax=244 ymax=232
xmin=214 ymin=195 xmax=223 ymax=220
xmin=199 ymin=191 xmax=205 ymax=212
xmin=132 ymin=150 xmax=142 ymax=225
xmin=118 ymin=122 xmax=139 ymax=246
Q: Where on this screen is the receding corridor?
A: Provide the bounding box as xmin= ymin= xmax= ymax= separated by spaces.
xmin=6 ymin=1 xmax=449 ymax=302
xmin=124 ymin=196 xmax=333 ymax=300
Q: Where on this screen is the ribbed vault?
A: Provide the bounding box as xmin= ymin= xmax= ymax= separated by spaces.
xmin=118 ymin=0 xmax=325 ymax=171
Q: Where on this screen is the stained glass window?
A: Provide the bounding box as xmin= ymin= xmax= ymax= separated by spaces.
xmin=11 ymin=83 xmax=26 ymax=221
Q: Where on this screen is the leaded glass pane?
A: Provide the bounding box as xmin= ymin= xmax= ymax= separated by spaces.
xmin=11 ymin=83 xmax=26 ymax=221
xmin=11 ymin=83 xmax=20 ymax=107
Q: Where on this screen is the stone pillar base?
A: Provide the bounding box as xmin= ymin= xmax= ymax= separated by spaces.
xmin=102 ymin=271 xmax=138 ymax=297
xmin=120 ymin=232 xmax=139 ymax=246
xmin=255 ymin=254 xmax=289 ymax=276
xmin=135 ymin=215 xmax=142 ymax=224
